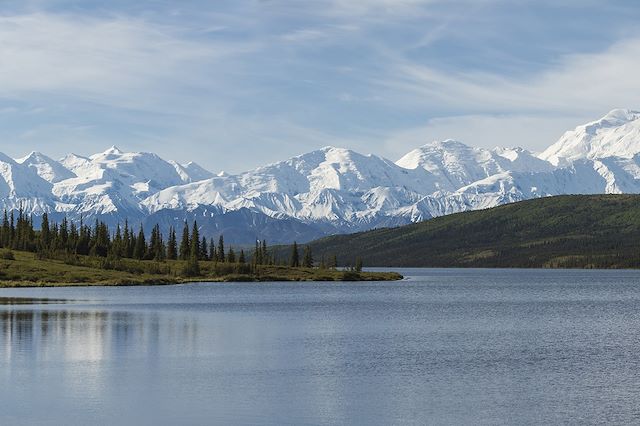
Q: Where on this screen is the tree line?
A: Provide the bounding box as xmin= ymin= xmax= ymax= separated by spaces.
xmin=0 ymin=208 xmax=270 ymax=263
xmin=0 ymin=207 xmax=346 ymax=273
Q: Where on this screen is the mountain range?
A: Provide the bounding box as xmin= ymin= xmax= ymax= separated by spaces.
xmin=3 ymin=108 xmax=640 ymax=243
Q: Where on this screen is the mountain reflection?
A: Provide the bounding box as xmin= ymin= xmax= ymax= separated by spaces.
xmin=0 ymin=308 xmax=200 ymax=362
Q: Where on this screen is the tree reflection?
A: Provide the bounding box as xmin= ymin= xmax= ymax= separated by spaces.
xmin=0 ymin=308 xmax=199 ymax=362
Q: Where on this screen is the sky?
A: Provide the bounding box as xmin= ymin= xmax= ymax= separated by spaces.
xmin=0 ymin=0 xmax=639 ymax=172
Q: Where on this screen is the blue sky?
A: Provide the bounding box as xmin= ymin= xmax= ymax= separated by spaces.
xmin=0 ymin=0 xmax=639 ymax=172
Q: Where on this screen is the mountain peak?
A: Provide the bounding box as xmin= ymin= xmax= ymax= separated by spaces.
xmin=540 ymin=108 xmax=640 ymax=166
xmin=88 ymin=146 xmax=126 ymax=162
xmin=16 ymin=151 xmax=45 ymax=163
xmin=315 ymin=146 xmax=358 ymax=157
xmin=105 ymin=145 xmax=123 ymax=155
xmin=17 ymin=151 xmax=76 ymax=183
xmin=422 ymin=139 xmax=468 ymax=149
xmin=600 ymin=108 xmax=640 ymax=124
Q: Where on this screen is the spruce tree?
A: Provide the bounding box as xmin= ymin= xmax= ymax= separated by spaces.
xmin=254 ymin=240 xmax=262 ymax=265
xmin=167 ymin=227 xmax=177 ymax=260
xmin=123 ymin=220 xmax=132 ymax=257
xmin=227 ymin=247 xmax=236 ymax=263
xmin=302 ymin=245 xmax=313 ymax=268
xmin=9 ymin=211 xmax=15 ymax=248
xmin=179 ymin=221 xmax=190 ymax=260
xmin=239 ymin=249 xmax=246 ymax=264
xmin=218 ymin=235 xmax=225 ymax=263
xmin=150 ymin=224 xmax=165 ymax=261
xmin=290 ymin=241 xmax=300 ymax=267
xmin=1 ymin=210 xmax=9 ymax=248
xmin=209 ymin=238 xmax=216 ymax=261
xmin=191 ymin=221 xmax=200 ymax=259
xmin=40 ymin=212 xmax=50 ymax=251
xmin=133 ymin=226 xmax=146 ymax=260
xmin=59 ymin=217 xmax=69 ymax=250
xmin=200 ymin=236 xmax=208 ymax=260
xmin=112 ymin=224 xmax=123 ymax=258
xmin=189 ymin=228 xmax=200 ymax=264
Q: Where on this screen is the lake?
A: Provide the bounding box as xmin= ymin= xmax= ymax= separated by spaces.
xmin=2 ymin=268 xmax=640 ymax=425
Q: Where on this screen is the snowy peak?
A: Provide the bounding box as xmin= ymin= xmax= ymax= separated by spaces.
xmin=17 ymin=151 xmax=76 ymax=183
xmin=240 ymin=145 xmax=413 ymax=196
xmin=170 ymin=160 xmax=214 ymax=183
xmin=395 ymin=139 xmax=551 ymax=191
xmin=601 ymin=108 xmax=640 ymax=123
xmin=0 ymin=153 xmax=53 ymax=211
xmin=86 ymin=147 xmax=204 ymax=190
xmin=90 ymin=145 xmax=123 ymax=160
xmin=395 ymin=139 xmax=470 ymax=170
xmin=2 ymin=108 xmax=640 ymax=243
xmin=540 ymin=109 xmax=640 ymax=166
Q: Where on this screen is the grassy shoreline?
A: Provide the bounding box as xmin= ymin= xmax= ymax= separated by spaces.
xmin=0 ymin=251 xmax=403 ymax=288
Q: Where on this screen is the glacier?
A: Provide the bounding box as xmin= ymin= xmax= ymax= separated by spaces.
xmin=3 ymin=109 xmax=640 ymax=243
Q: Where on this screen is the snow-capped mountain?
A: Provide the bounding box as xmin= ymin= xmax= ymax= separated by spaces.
xmin=2 ymin=109 xmax=640 ymax=243
xmin=540 ymin=109 xmax=640 ymax=166
xmin=396 ymin=140 xmax=553 ymax=191
xmin=0 ymin=152 xmax=55 ymax=214
xmin=17 ymin=151 xmax=76 ymax=183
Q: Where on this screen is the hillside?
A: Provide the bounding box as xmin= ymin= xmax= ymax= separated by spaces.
xmin=306 ymin=195 xmax=640 ymax=269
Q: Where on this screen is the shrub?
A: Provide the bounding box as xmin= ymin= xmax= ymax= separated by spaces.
xmin=0 ymin=249 xmax=15 ymax=261
xmin=181 ymin=257 xmax=201 ymax=277
xmin=341 ymin=271 xmax=361 ymax=281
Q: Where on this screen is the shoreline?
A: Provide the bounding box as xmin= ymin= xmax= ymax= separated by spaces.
xmin=0 ymin=251 xmax=402 ymax=288
xmin=0 ymin=273 xmax=404 ymax=288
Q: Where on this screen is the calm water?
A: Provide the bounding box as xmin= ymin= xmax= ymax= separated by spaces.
xmin=2 ymin=269 xmax=640 ymax=425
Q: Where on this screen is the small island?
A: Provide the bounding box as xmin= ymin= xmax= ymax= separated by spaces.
xmin=0 ymin=211 xmax=401 ymax=287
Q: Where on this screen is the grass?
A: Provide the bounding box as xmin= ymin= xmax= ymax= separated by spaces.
xmin=0 ymin=251 xmax=402 ymax=287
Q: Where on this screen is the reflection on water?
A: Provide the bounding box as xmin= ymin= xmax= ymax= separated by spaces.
xmin=0 ymin=297 xmax=68 ymax=305
xmin=2 ymin=270 xmax=640 ymax=425
xmin=0 ymin=308 xmax=200 ymax=364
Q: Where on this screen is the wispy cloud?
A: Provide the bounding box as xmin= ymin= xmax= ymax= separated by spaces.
xmin=0 ymin=1 xmax=638 ymax=172
xmin=381 ymin=36 xmax=640 ymax=114
xmin=0 ymin=13 xmax=257 ymax=110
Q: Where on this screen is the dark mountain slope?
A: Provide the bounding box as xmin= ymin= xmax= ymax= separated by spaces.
xmin=305 ymin=195 xmax=640 ymax=268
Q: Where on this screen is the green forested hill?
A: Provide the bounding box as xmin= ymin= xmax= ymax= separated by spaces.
xmin=306 ymin=195 xmax=640 ymax=268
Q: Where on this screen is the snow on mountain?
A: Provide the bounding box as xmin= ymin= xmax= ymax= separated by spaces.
xmin=144 ymin=146 xmax=433 ymax=226
xmin=237 ymin=146 xmax=427 ymax=202
xmin=59 ymin=152 xmax=110 ymax=188
xmin=53 ymin=146 xmax=217 ymax=218
xmin=87 ymin=146 xmax=191 ymax=191
xmin=170 ymin=160 xmax=214 ymax=183
xmin=16 ymin=151 xmax=76 ymax=183
xmin=0 ymin=152 xmax=55 ymax=213
xmin=238 ymin=146 xmax=414 ymax=195
xmin=395 ymin=140 xmax=551 ymax=192
xmin=452 ymin=155 xmax=640 ymax=209
xmin=4 ymin=108 xmax=640 ymax=243
xmin=540 ymin=109 xmax=640 ymax=166
xmin=142 ymin=176 xmax=242 ymax=213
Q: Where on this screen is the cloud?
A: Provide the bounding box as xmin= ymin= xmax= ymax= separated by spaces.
xmin=0 ymin=2 xmax=638 ymax=174
xmin=380 ymin=113 xmax=591 ymax=159
xmin=360 ymin=34 xmax=640 ymax=158
xmin=0 ymin=13 xmax=256 ymax=110
xmin=379 ymin=37 xmax=640 ymax=115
